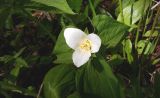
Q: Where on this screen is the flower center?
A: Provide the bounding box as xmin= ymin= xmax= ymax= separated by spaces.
xmin=80 ymin=39 xmax=92 ymax=51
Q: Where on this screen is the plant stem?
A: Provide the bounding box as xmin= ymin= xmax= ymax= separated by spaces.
xmin=36 ymin=82 xmax=43 ymax=98
xmin=143 ymin=10 xmax=153 ymax=35
xmin=150 ymin=33 xmax=160 ymax=54
xmin=149 ymin=7 xmax=160 ymax=40
xmin=135 ymin=0 xmax=147 ymax=48
xmin=89 ymin=0 xmax=96 ymax=17
xmin=134 ymin=18 xmax=142 ymax=48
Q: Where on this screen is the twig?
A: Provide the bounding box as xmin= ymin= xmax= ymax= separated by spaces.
xmin=151 ymin=1 xmax=160 ymax=10
xmin=36 ymin=82 xmax=44 ymax=98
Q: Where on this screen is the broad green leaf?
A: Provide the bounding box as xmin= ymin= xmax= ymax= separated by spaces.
xmin=24 ymin=1 xmax=57 ymax=11
xmin=67 ymin=0 xmax=82 ymax=12
xmin=117 ymin=0 xmax=152 ymax=25
xmin=122 ymin=0 xmax=135 ymax=8
xmin=53 ymin=29 xmax=73 ymax=64
xmin=43 ymin=65 xmax=75 ymax=98
xmin=76 ymin=57 xmax=124 ymax=98
xmin=93 ymin=15 xmax=129 ymax=48
xmin=54 ymin=52 xmax=72 ymax=64
xmin=116 ymin=0 xmax=134 ymax=15
xmin=67 ymin=92 xmax=81 ymax=98
xmin=31 ymin=0 xmax=75 ymax=14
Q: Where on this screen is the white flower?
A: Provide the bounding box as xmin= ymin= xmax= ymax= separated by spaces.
xmin=64 ymin=28 xmax=101 ymax=67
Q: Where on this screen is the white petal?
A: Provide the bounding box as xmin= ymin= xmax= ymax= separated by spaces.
xmin=72 ymin=49 xmax=91 ymax=67
xmin=64 ymin=28 xmax=86 ymax=49
xmin=87 ymin=33 xmax=101 ymax=53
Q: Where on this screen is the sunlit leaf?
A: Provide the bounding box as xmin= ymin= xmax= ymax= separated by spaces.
xmin=117 ymin=0 xmax=152 ymax=25
xmin=143 ymin=30 xmax=158 ymax=37
xmin=137 ymin=40 xmax=152 ymax=55
xmin=123 ymin=39 xmax=133 ymax=63
xmin=31 ymin=0 xmax=75 ymax=14
xmin=10 ymin=57 xmax=28 ymax=77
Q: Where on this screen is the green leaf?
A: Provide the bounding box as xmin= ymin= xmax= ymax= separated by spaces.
xmin=124 ymin=39 xmax=132 ymax=53
xmin=67 ymin=92 xmax=81 ymax=98
xmin=53 ymin=29 xmax=73 ymax=64
xmin=117 ymin=0 xmax=152 ymax=25
xmin=152 ymin=58 xmax=160 ymax=65
xmin=10 ymin=66 xmax=20 ymax=77
xmin=10 ymin=57 xmax=28 ymax=77
xmin=123 ymin=39 xmax=133 ymax=64
xmin=137 ymin=40 xmax=152 ymax=55
xmin=143 ymin=30 xmax=158 ymax=37
xmin=15 ymin=58 xmax=28 ymax=68
xmin=76 ymin=56 xmax=124 ymax=98
xmin=43 ymin=65 xmax=75 ymax=98
xmin=31 ymin=0 xmax=75 ymax=14
xmin=67 ymin=0 xmax=82 ymax=12
xmin=122 ymin=0 xmax=135 ymax=8
xmin=93 ymin=15 xmax=129 ymax=48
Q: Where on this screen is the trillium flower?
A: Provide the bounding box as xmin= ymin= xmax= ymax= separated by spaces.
xmin=64 ymin=28 xmax=101 ymax=67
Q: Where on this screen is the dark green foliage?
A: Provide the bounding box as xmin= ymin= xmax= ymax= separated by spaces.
xmin=0 ymin=0 xmax=160 ymax=98
xmin=93 ymin=15 xmax=130 ymax=48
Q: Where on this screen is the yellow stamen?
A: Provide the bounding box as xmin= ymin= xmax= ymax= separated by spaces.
xmin=80 ymin=39 xmax=92 ymax=51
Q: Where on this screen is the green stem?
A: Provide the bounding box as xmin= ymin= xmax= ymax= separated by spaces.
xmin=135 ymin=0 xmax=147 ymax=48
xmin=142 ymin=2 xmax=153 ymax=35
xmin=89 ymin=0 xmax=96 ymax=17
xmin=143 ymin=10 xmax=153 ymax=35
xmin=119 ymin=0 xmax=124 ymax=23
xmin=135 ymin=18 xmax=142 ymax=48
xmin=150 ymin=33 xmax=160 ymax=54
xmin=149 ymin=7 xmax=160 ymax=40
xmin=123 ymin=40 xmax=126 ymax=59
xmin=36 ymin=82 xmax=43 ymax=98
xmin=60 ymin=16 xmax=65 ymax=28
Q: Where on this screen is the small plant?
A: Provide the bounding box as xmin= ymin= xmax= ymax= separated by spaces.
xmin=0 ymin=0 xmax=160 ymax=98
